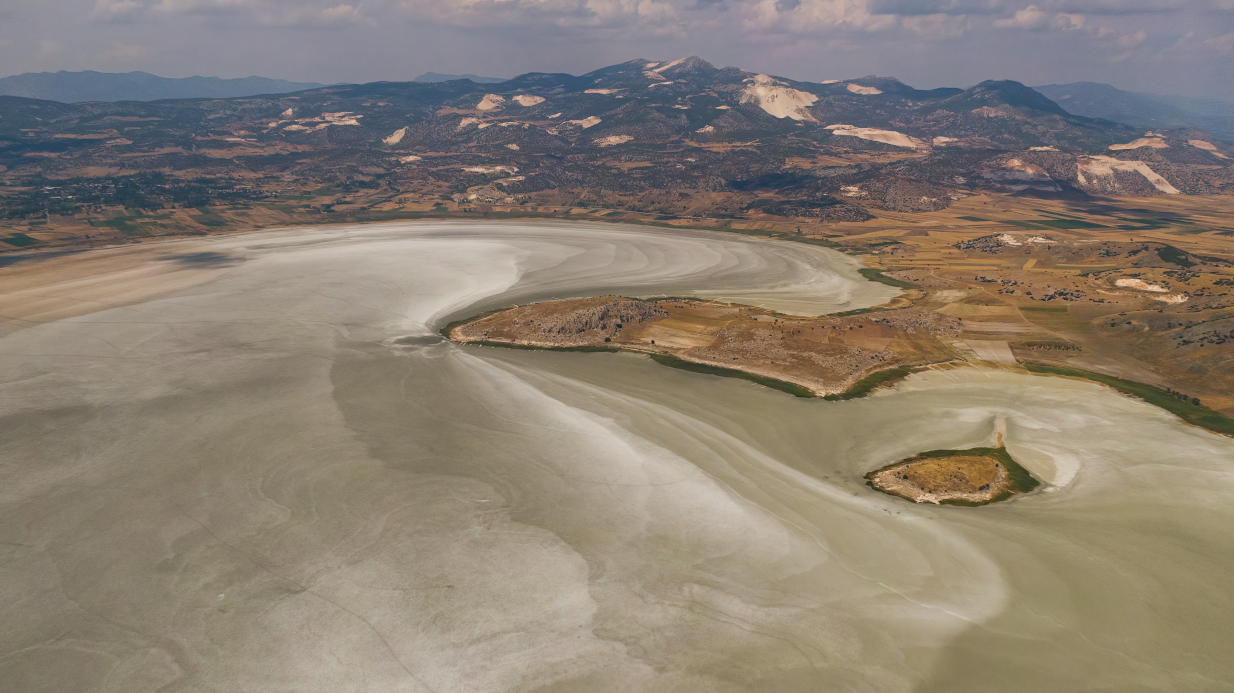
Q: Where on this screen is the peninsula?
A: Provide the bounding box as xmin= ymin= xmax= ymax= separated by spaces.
xmin=447 ymin=295 xmax=962 ymax=397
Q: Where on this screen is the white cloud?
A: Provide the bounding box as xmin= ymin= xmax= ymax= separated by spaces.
xmin=90 ymin=0 xmax=366 ymax=27
xmin=1117 ymin=28 xmax=1146 ymax=46
xmin=387 ymin=0 xmax=683 ymax=30
xmin=1050 ymin=0 xmax=1183 ymax=14
xmin=1054 ymin=12 xmax=1084 ymax=28
xmin=151 ymin=0 xmax=242 ymax=14
xmin=86 ymin=0 xmax=1205 ymax=38
xmin=320 ymin=4 xmax=360 ymax=22
xmin=731 ymin=0 xmax=901 ymax=34
xmin=901 ymin=12 xmax=969 ymax=37
xmin=1108 ymin=27 xmax=1146 ymax=60
xmin=992 ymin=4 xmax=1091 ymax=30
xmin=994 ymin=4 xmax=1050 ymax=28
xmin=383 ymin=0 xmax=913 ymax=34
xmin=92 ymin=0 xmax=143 ymax=21
xmin=868 ymin=0 xmax=1002 ymax=16
xmin=869 ymin=0 xmax=1184 ymax=18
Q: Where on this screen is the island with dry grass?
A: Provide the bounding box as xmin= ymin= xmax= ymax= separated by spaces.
xmin=862 ymin=417 xmax=1041 ymax=506
xmin=864 ymin=446 xmax=1040 ymax=506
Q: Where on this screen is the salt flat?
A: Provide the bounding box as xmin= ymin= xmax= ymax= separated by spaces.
xmin=1 ymin=221 xmax=1231 ymax=692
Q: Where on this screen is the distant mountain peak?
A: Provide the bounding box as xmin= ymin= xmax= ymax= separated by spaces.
xmin=655 ymin=56 xmax=717 ymax=75
xmin=844 ymin=75 xmax=915 ymax=94
xmin=413 ymin=72 xmax=507 ymax=85
xmin=1033 ymin=82 xmax=1234 ymax=140
xmin=949 ymin=80 xmax=1070 ymax=116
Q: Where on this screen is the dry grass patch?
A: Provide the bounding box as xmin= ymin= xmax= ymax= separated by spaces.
xmin=866 ymin=447 xmax=1040 ymax=506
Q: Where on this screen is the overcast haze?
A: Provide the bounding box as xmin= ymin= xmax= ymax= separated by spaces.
xmin=3 ymin=0 xmax=1232 ymax=98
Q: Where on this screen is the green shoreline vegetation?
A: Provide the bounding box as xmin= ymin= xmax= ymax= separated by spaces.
xmin=451 ymin=338 xmax=817 ymax=397
xmin=648 ymin=353 xmax=817 ymax=398
xmin=1023 ymin=362 xmax=1234 ymax=436
xmin=856 ymin=268 xmax=919 ymax=290
xmin=865 ymin=446 xmax=1041 ymax=507
xmin=442 ymin=308 xmax=1234 ymax=434
xmin=823 ymin=366 xmax=915 ymax=400
xmin=468 ymin=341 xmax=621 ymax=353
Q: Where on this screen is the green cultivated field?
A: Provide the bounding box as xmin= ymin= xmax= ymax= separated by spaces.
xmin=857 ymin=268 xmax=918 ymax=290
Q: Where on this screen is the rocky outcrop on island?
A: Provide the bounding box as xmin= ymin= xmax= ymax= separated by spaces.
xmin=452 ymin=296 xmax=668 ymax=347
xmin=517 ymin=299 xmax=667 ymax=338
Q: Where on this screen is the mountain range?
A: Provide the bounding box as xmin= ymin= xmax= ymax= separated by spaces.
xmin=1034 ymin=82 xmax=1234 ymax=141
xmin=413 ymin=73 xmax=507 ymax=84
xmin=3 ymin=68 xmax=1230 ymax=142
xmin=1 ymin=56 xmax=1230 ymax=222
xmin=0 ymin=71 xmax=324 ymax=103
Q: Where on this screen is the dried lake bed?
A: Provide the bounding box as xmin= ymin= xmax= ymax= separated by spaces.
xmin=1 ymin=221 xmax=1232 ymax=692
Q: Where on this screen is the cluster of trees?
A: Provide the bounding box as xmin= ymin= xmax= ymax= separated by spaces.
xmin=1164 ymin=387 xmax=1202 ymax=406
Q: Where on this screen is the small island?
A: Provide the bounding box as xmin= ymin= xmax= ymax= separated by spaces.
xmin=864 ymin=447 xmax=1040 ymax=505
xmin=864 ymin=420 xmax=1040 ymax=506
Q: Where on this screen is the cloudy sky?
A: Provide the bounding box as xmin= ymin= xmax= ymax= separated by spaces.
xmin=2 ymin=0 xmax=1231 ymax=97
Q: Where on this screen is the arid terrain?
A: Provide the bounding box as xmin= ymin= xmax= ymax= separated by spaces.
xmin=850 ymin=193 xmax=1234 ymax=416
xmin=450 ymin=296 xmax=957 ymax=396
xmin=3 ymin=56 xmax=1232 ymax=254
xmin=440 ymin=190 xmax=1234 ymax=422
xmin=4 ymin=57 xmax=1233 ymax=414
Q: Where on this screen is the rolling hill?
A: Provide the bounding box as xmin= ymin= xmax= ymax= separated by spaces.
xmin=0 ymin=71 xmax=325 ymax=103
xmin=413 ymin=73 xmax=507 ymax=84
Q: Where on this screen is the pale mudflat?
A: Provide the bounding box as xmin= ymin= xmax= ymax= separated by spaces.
xmin=1 ymin=221 xmax=1232 ymax=692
